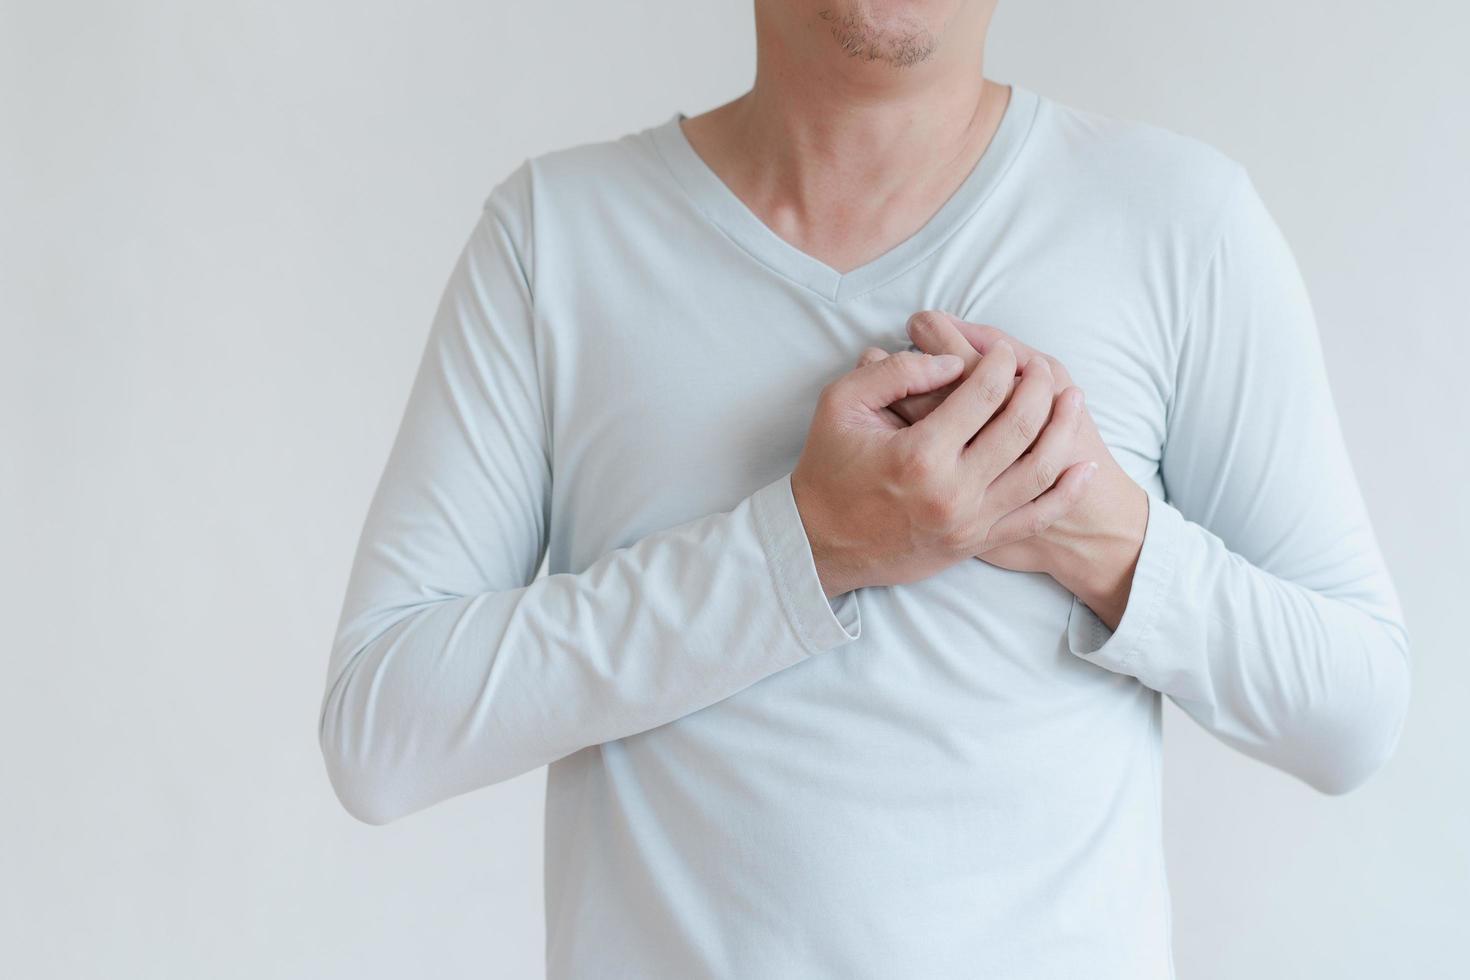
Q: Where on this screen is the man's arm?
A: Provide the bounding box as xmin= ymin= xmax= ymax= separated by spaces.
xmin=316 ymin=159 xmax=1071 ymax=826
xmin=1059 ymin=165 xmax=1412 ymax=794
xmin=317 ymin=164 xmax=862 ymax=825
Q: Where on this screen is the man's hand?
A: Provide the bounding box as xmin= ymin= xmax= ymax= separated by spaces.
xmin=878 ymin=310 xmax=1149 ymax=629
xmin=790 ymin=346 xmax=1098 ymax=600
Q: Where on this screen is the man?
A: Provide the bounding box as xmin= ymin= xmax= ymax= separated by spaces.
xmin=318 ymin=1 xmax=1411 ymax=976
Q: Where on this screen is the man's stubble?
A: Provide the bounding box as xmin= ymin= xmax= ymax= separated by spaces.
xmin=815 ymin=5 xmax=940 ymax=68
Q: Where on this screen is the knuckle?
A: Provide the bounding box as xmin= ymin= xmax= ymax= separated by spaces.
xmin=1070 ymin=395 xmax=1088 ymax=432
xmin=1069 ymin=468 xmax=1095 ymax=499
xmin=889 ymin=348 xmax=924 ymax=373
xmin=1053 ymin=388 xmax=1082 ymax=427
xmin=939 ymin=520 xmax=974 ymax=553
xmin=816 ymin=379 xmax=845 ymax=413
xmin=920 ymin=487 xmax=959 ymax=527
xmin=1026 ymin=509 xmax=1054 ymax=537
xmin=1031 ymin=453 xmax=1059 ymax=493
xmin=977 ymin=377 xmax=1009 ymax=406
xmin=894 ymin=438 xmax=938 ymax=481
xmin=1011 ymin=407 xmax=1040 ymax=444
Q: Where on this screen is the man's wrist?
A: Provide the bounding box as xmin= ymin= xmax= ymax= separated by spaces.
xmin=1043 ymin=481 xmax=1148 ymax=631
xmin=791 ymin=470 xmax=858 ymax=600
xmin=808 ymin=528 xmax=861 ymax=600
xmin=814 ymin=555 xmax=856 ymax=601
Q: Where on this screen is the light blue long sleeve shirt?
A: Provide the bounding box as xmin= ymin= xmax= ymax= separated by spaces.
xmin=318 ymin=82 xmax=1411 ymax=978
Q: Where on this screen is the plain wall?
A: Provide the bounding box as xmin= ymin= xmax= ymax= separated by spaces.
xmin=3 ymin=2 xmax=1466 ymax=977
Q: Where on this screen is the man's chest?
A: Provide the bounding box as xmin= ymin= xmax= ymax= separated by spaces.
xmin=536 ymin=253 xmax=1173 ymax=572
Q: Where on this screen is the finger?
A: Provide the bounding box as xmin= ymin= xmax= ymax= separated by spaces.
xmin=908 ymin=340 xmax=1018 ymax=451
xmin=890 ymin=386 xmax=951 ymax=426
xmin=853 ymin=348 xmax=906 ymax=427
xmin=895 ymin=310 xmax=978 ymax=426
xmin=941 ymin=313 xmax=1073 ymax=387
xmin=984 ymin=385 xmax=1086 ymax=515
xmin=962 ymin=354 xmax=1057 ymax=484
xmin=980 ymin=459 xmax=1097 ymax=552
xmin=834 ymin=349 xmax=966 ymax=415
xmin=906 ymin=310 xmax=982 ymax=370
xmin=940 ymin=315 xmax=1025 ymax=359
xmin=898 ymin=311 xmax=1021 ymax=428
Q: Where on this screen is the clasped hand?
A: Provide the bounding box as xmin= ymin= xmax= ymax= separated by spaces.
xmin=791 ymin=310 xmax=1147 ymax=626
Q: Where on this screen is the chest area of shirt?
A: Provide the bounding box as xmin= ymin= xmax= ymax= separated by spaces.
xmin=537 ymin=262 xmax=1172 ymax=566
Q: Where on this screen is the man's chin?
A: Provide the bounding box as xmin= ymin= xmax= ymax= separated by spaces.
xmin=815 ymin=7 xmax=939 ymax=68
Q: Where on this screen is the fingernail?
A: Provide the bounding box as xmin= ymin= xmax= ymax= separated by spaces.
xmin=1071 ymin=388 xmax=1085 ymax=409
xmin=933 ymin=354 xmax=964 ymax=371
xmin=1082 ymin=461 xmax=1098 ymax=482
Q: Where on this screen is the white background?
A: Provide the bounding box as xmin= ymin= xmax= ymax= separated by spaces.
xmin=4 ymin=2 xmax=1467 ymax=977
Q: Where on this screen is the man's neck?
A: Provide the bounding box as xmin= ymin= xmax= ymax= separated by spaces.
xmin=678 ymin=14 xmax=1005 ymax=275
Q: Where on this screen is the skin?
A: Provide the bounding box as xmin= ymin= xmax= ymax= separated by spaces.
xmin=682 ymin=0 xmax=1148 ymax=629
xmin=790 ymin=346 xmax=1099 ymax=599
xmin=873 ymin=312 xmax=1150 ymax=630
xmin=680 ymin=1 xmax=1007 ymax=276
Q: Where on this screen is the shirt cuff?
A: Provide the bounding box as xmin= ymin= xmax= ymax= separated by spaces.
xmin=1065 ymin=490 xmax=1185 ymax=676
xmin=750 ymin=471 xmax=863 ymax=656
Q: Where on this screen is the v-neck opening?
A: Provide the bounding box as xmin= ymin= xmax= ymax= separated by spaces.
xmin=648 ymin=81 xmax=1040 ymax=304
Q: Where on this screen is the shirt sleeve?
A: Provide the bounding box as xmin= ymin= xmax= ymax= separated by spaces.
xmin=1063 ymin=164 xmax=1412 ymax=795
xmin=317 ymin=163 xmax=861 ymax=825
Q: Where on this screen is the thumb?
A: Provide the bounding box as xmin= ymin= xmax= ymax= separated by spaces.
xmin=845 ymin=350 xmax=965 ymax=414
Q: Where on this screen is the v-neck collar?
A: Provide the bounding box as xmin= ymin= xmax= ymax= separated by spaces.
xmin=648 ymin=81 xmax=1040 ymax=304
